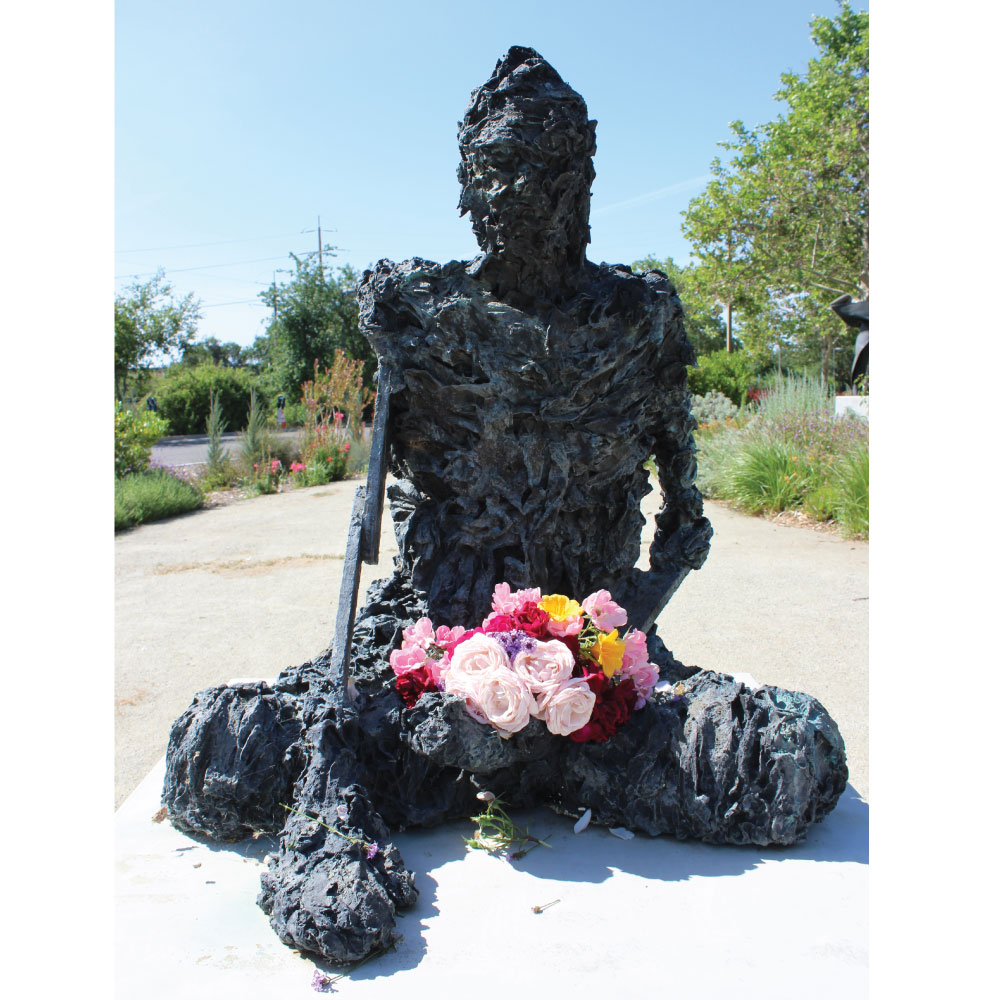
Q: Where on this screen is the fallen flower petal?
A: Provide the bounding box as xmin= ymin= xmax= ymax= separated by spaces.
xmin=573 ymin=808 xmax=592 ymax=834
xmin=608 ymin=827 xmax=634 ymax=840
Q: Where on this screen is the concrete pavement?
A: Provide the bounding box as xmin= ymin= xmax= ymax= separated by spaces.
xmin=114 ymin=478 xmax=868 ymax=808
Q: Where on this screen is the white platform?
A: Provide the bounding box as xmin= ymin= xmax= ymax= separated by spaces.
xmin=835 ymin=394 xmax=869 ymax=419
xmin=116 ymin=757 xmax=868 ymax=999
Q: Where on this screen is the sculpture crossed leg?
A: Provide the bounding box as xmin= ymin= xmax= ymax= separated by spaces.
xmin=164 ymin=593 xmax=847 ymax=964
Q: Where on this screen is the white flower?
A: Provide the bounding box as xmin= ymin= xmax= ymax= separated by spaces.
xmin=471 ymin=665 xmax=536 ymax=737
xmin=443 ymin=634 xmax=512 ymax=724
xmin=540 ymin=677 xmax=596 ymax=736
xmin=511 ymin=639 xmax=575 ymax=711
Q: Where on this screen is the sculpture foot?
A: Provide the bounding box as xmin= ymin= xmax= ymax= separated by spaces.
xmin=258 ymin=777 xmax=416 ymax=964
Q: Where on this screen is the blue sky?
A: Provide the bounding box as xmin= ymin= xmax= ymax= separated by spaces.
xmin=115 ymin=0 xmax=865 ymax=348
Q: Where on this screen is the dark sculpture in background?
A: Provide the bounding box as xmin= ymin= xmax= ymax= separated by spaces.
xmin=161 ymin=47 xmax=849 ymax=967
xmin=831 ymin=293 xmax=869 ymax=386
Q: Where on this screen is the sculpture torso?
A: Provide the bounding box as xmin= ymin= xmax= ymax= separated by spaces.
xmin=359 ymin=253 xmax=697 ymax=625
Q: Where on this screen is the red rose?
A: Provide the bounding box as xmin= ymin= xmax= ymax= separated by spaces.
xmin=512 ymin=603 xmax=551 ymax=638
xmin=557 ymin=632 xmax=582 ymax=662
xmin=568 ymin=674 xmax=638 ymax=743
xmin=484 ymin=614 xmax=518 ymax=633
xmin=395 ymin=664 xmax=439 ymax=708
xmin=442 ymin=627 xmax=485 ymax=656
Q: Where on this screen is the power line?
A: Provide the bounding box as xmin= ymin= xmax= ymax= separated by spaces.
xmin=201 ymin=299 xmax=264 ymax=309
xmin=115 ymin=253 xmax=306 ymax=280
xmin=115 ymin=232 xmax=306 ymax=254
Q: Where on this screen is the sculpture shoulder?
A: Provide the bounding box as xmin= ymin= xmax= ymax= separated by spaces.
xmin=584 ymin=262 xmax=687 ymax=350
xmin=590 ymin=261 xmax=682 ymax=311
xmin=359 ymin=257 xmax=479 ymax=323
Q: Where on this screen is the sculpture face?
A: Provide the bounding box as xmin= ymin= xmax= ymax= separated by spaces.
xmin=457 ymin=46 xmax=596 ymax=267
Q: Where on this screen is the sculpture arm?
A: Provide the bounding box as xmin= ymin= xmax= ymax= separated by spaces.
xmin=617 ymin=268 xmax=712 ymax=632
xmin=619 ymin=426 xmax=712 ymax=633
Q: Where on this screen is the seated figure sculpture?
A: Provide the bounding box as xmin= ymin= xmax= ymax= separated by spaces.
xmin=162 ymin=46 xmax=848 ymax=966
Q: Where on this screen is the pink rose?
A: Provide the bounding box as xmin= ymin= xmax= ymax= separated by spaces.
xmin=469 ymin=665 xmax=536 ymax=737
xmin=435 ymin=624 xmax=467 ymax=647
xmin=622 ymin=630 xmax=649 ymax=669
xmin=402 ymin=617 xmax=436 ymax=650
xmin=511 ymin=639 xmax=575 ymax=711
xmin=582 ymin=589 xmax=628 ymax=630
xmin=539 ymin=677 xmax=596 ymax=736
xmin=620 ymin=660 xmax=659 ymax=708
xmin=442 ymin=634 xmax=512 ymax=723
xmin=390 ymin=645 xmax=427 ymax=675
xmin=620 ymin=630 xmax=657 ymax=708
xmin=545 ymin=614 xmax=583 ymax=638
xmin=490 ymin=582 xmax=542 ymax=614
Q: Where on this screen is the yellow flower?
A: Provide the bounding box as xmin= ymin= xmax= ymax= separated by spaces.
xmin=539 ymin=594 xmax=583 ymax=622
xmin=592 ymin=629 xmax=625 ymax=678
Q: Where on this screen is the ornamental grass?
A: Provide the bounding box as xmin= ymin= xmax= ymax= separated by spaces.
xmin=693 ymin=373 xmax=868 ymax=539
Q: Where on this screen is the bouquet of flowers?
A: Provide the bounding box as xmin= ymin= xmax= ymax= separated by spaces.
xmin=389 ymin=583 xmax=661 ymax=743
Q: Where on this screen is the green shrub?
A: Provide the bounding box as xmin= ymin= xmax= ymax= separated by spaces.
xmin=690 ymin=390 xmax=738 ymax=426
xmin=687 ymin=349 xmax=765 ymax=406
xmin=156 ymin=363 xmax=259 ymax=435
xmin=115 ymin=469 xmax=202 ymax=530
xmin=283 ymin=401 xmax=309 ymax=427
xmin=115 ymin=401 xmax=168 ymax=477
xmin=266 ymin=432 xmax=304 ymax=469
xmin=832 ymin=445 xmax=869 ymax=538
xmin=248 ymin=457 xmax=283 ymax=495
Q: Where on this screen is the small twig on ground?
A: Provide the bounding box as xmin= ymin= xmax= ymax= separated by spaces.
xmin=531 ymin=898 xmax=561 ymax=914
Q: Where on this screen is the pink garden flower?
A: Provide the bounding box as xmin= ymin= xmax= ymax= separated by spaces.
xmin=582 ymin=589 xmax=628 ymax=630
xmin=402 ymin=618 xmax=436 ymax=649
xmin=389 ymin=645 xmax=428 ymax=675
xmin=467 ymin=664 xmax=536 ymax=737
xmin=539 ymin=677 xmax=596 ymax=736
xmin=622 ymin=629 xmax=649 ymax=669
xmin=620 ymin=630 xmax=658 ymax=708
xmin=490 ymin=582 xmax=542 ymax=615
xmin=544 ymin=614 xmax=583 ymax=638
xmin=510 ymin=639 xmax=575 ymax=711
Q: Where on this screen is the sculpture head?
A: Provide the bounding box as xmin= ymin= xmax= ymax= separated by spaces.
xmin=457 ymin=46 xmax=597 ymax=270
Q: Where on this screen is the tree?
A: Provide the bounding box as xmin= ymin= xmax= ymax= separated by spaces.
xmin=681 ymin=2 xmax=868 ymax=385
xmin=631 ymin=255 xmax=729 ymax=356
xmin=258 ymin=255 xmax=375 ymax=401
xmin=180 ymin=336 xmax=246 ymax=368
xmin=115 ymin=269 xmax=201 ymax=400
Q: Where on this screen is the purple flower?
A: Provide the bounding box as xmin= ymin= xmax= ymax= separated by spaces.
xmin=492 ymin=630 xmax=537 ymax=661
xmin=311 ymin=969 xmax=337 ymax=993
xmin=366 ymin=841 xmax=379 ymax=860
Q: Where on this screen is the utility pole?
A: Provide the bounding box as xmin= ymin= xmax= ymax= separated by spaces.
xmin=317 ymin=216 xmax=324 ymax=283
xmin=271 ymin=271 xmax=278 ymax=324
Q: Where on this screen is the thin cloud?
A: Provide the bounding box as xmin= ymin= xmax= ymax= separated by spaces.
xmin=592 ymin=174 xmax=713 ymax=216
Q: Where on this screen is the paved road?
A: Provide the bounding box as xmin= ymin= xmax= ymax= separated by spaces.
xmin=114 ymin=481 xmax=868 ymax=809
xmin=151 ymin=429 xmax=303 ymax=467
